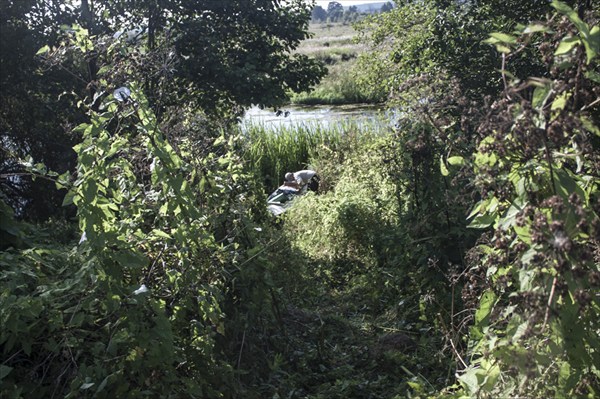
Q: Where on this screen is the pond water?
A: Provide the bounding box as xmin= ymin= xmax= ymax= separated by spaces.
xmin=241 ymin=104 xmax=396 ymax=130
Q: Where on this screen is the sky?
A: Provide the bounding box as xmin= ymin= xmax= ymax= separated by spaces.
xmin=314 ymin=1 xmax=390 ymax=7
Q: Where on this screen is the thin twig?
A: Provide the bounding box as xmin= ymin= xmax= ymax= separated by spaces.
xmin=437 ymin=314 xmax=468 ymax=370
xmin=236 ymin=329 xmax=246 ymax=377
xmin=145 ymin=243 xmax=167 ymax=282
xmin=542 ymin=276 xmax=557 ymax=331
xmin=2 ymin=349 xmax=23 ymax=364
xmin=502 ymin=53 xmax=510 ymax=99
xmin=449 ymin=336 xmax=468 ymax=370
xmin=581 ymin=97 xmax=600 ymax=111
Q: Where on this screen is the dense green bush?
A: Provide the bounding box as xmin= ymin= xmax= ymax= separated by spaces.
xmin=0 ymin=84 xmax=277 ymax=398
xmin=449 ymin=3 xmax=600 ymax=397
xmin=283 ymin=138 xmax=396 ymax=267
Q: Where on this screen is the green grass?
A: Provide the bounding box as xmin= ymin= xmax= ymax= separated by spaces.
xmin=291 ymin=59 xmax=383 ymax=105
xmin=296 ymin=45 xmax=359 ymax=65
xmin=291 ymin=22 xmax=385 ymax=105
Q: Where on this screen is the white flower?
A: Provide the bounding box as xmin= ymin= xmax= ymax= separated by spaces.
xmin=133 ymin=284 xmax=149 ymax=295
xmin=78 ymin=231 xmax=87 ymax=245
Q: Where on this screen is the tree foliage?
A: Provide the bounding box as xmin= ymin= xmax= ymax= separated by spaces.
xmin=0 ymin=0 xmax=83 ymax=219
xmin=311 ymin=5 xmax=328 ymax=22
xmin=353 ymin=0 xmax=587 ymax=101
xmin=0 ymin=78 xmax=278 ymax=397
xmin=327 ymin=2 xmax=344 ymax=21
xmin=0 ymin=0 xmax=325 ymax=220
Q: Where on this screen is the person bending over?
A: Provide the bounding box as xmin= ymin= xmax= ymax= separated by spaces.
xmin=285 ymin=170 xmax=318 ymax=193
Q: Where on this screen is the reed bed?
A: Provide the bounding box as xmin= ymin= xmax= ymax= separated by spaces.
xmin=238 ymin=119 xmax=388 ymax=192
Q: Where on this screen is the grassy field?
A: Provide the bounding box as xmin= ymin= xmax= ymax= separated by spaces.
xmin=291 ymin=22 xmax=384 ymax=105
xmin=296 ymin=23 xmax=361 ymax=64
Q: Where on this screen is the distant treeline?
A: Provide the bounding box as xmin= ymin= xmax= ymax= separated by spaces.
xmin=312 ymin=1 xmax=394 ymax=23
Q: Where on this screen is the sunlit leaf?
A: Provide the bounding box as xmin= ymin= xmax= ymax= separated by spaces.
xmin=489 ymin=32 xmax=517 ymax=44
xmin=36 ymin=45 xmax=50 ymax=55
xmin=523 ymin=24 xmax=551 ymax=34
xmin=555 ymin=36 xmax=580 ymax=56
xmin=440 ymin=155 xmax=449 ymax=176
xmin=80 ymin=382 xmax=95 ymax=390
xmin=551 ymin=92 xmax=570 ymax=111
xmin=475 ymin=291 xmax=497 ymax=325
xmin=447 ymin=156 xmax=464 ymax=166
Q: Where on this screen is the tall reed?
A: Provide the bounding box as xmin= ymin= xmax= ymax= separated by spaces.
xmin=238 ymin=120 xmax=385 ymax=192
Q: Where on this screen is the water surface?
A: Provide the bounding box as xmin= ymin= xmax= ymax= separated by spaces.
xmin=242 ymin=104 xmax=394 ymax=130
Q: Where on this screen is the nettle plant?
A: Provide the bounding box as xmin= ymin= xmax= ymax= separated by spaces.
xmin=454 ymin=2 xmax=600 ymax=398
xmin=1 ymin=83 xmax=252 ymax=398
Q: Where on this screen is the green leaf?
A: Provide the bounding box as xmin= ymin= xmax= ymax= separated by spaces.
xmin=475 ymin=290 xmax=497 ymax=325
xmin=551 ymin=91 xmax=570 ymax=111
xmin=474 ymin=145 xmax=497 ymax=168
xmin=458 ymin=367 xmax=481 ymax=395
xmin=514 ymin=226 xmax=532 ymax=245
xmin=484 ymin=36 xmax=513 ymax=53
xmin=580 ymin=117 xmax=600 ymax=137
xmin=113 ymin=250 xmax=148 ymax=269
xmin=440 ymin=155 xmax=449 ymax=176
xmin=151 ymin=229 xmax=172 ymax=239
xmin=523 ymin=24 xmax=550 ymax=34
xmin=447 ymin=156 xmax=465 ymax=166
xmin=213 ymin=136 xmax=226 ymax=146
xmin=511 ymin=321 xmax=529 ymax=342
xmin=80 ymin=382 xmax=95 ymax=390
xmin=518 ymin=269 xmax=535 ymax=291
xmin=532 ymin=84 xmax=551 ymax=109
xmin=62 ymin=190 xmax=76 ymax=206
xmin=96 ymin=376 xmax=109 ymax=393
xmin=552 ymin=1 xmax=588 ymax=36
xmin=82 ymin=180 xmax=98 ymax=203
xmin=520 ymin=248 xmax=536 ymax=264
xmin=36 ymin=45 xmax=50 ymax=55
xmin=480 ymin=360 xmax=501 ymax=391
xmin=497 ymin=203 xmax=521 ymax=230
xmin=495 ymin=44 xmax=512 ymax=54
xmin=97 ymin=65 xmax=110 ymax=75
xmin=558 ymin=360 xmax=581 ymax=392
xmin=0 ymin=365 xmax=13 ymax=380
xmin=553 ymin=168 xmax=587 ymax=203
xmin=484 ymin=37 xmax=501 ymax=44
xmin=489 ymin=32 xmax=517 ymax=44
xmin=467 ymin=199 xmax=486 ymax=220
xmin=583 ymin=26 xmax=599 ymax=64
xmin=585 ymin=70 xmax=600 ymax=84
xmin=468 ymin=213 xmax=496 ymax=229
xmin=555 ymin=36 xmax=580 ymax=56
